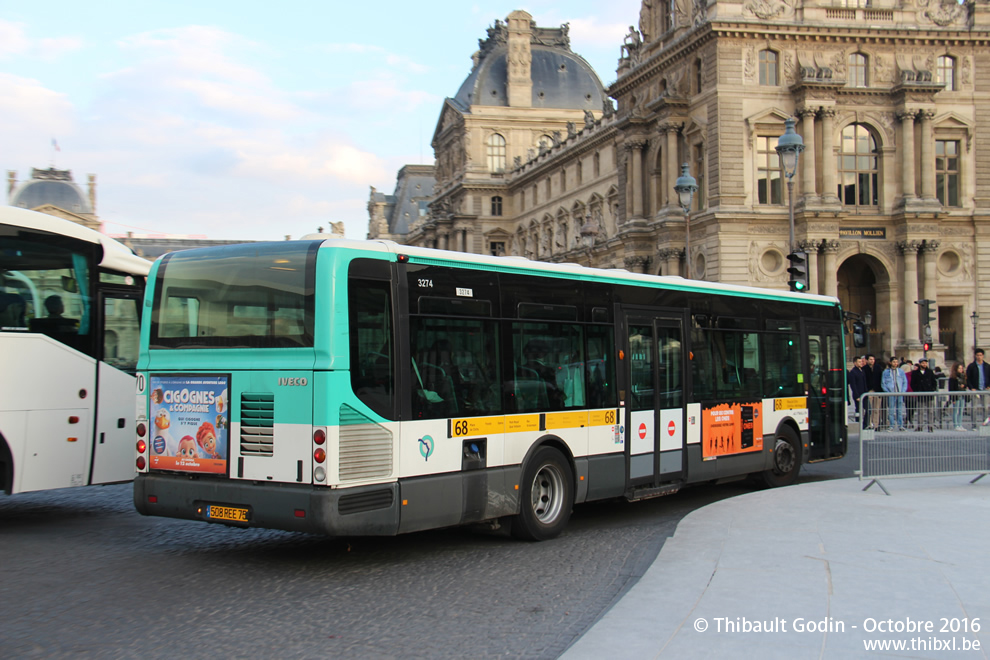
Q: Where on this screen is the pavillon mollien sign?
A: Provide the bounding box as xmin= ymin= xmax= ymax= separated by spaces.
xmin=839 ymin=227 xmax=886 ymax=239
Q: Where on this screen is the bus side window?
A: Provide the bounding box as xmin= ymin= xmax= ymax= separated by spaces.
xmin=348 ymin=280 xmax=395 ymax=419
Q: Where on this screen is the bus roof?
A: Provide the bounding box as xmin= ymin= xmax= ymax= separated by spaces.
xmin=312 ymin=237 xmax=840 ymax=307
xmin=0 ymin=206 xmax=150 ymax=277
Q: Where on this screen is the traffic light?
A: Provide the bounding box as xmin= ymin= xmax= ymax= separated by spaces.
xmin=852 ymin=321 xmax=866 ymax=347
xmin=787 ymin=251 xmax=809 ymax=292
xmin=923 ymin=341 xmax=931 ymax=352
xmin=915 ymin=299 xmax=936 ymax=343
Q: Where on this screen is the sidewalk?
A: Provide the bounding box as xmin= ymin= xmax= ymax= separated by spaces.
xmin=562 ymin=475 xmax=990 ymax=659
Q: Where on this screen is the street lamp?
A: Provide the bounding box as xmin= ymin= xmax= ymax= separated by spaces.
xmin=674 ymin=163 xmax=697 ymax=278
xmin=864 ymin=310 xmax=872 ymax=355
xmin=775 ymin=117 xmax=805 ymax=252
xmin=972 ymin=310 xmax=980 ymax=351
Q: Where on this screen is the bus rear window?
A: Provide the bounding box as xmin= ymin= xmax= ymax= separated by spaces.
xmin=150 ymin=241 xmax=317 ymax=348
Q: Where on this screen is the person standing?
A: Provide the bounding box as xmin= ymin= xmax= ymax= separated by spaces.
xmin=948 ymin=361 xmax=968 ymax=431
xmin=910 ymin=357 xmax=938 ymax=431
xmin=966 ymin=349 xmax=990 ymax=424
xmin=882 ymin=356 xmax=908 ymax=431
xmin=864 ymin=354 xmax=883 ymax=429
xmin=848 ymin=356 xmax=867 ymax=422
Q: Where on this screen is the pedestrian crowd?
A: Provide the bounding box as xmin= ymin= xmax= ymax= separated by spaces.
xmin=846 ymin=349 xmax=990 ymax=431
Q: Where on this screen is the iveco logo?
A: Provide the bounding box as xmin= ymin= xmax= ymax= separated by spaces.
xmin=278 ymin=377 xmax=308 ymax=386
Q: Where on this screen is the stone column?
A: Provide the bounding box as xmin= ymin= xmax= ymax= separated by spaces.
xmin=506 ymin=10 xmax=533 ymax=108
xmin=800 ymin=240 xmax=820 ymax=295
xmin=628 ymin=140 xmax=645 ymax=218
xmin=438 ymin=230 xmax=449 ymax=251
xmin=819 ymin=109 xmax=837 ymax=202
xmin=821 ymin=240 xmax=840 ymax=299
xmin=798 ymin=108 xmax=817 ymax=199
xmin=897 ymin=110 xmax=917 ymax=203
xmin=899 ymin=240 xmax=922 ymax=345
xmin=663 ymin=248 xmax=682 ymax=277
xmin=919 ymin=110 xmax=936 ymax=201
xmin=625 ymin=255 xmax=651 ymax=275
xmin=666 ymin=125 xmax=680 ymax=210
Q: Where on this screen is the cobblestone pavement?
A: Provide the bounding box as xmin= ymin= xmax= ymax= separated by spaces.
xmin=0 ymin=449 xmax=854 ymax=660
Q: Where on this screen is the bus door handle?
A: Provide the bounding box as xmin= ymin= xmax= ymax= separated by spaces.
xmin=100 ymin=432 xmax=105 ymax=444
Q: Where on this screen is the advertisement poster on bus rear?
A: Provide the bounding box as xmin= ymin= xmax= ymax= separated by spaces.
xmin=148 ymin=374 xmax=229 ymax=474
xmin=702 ymin=401 xmax=763 ymax=459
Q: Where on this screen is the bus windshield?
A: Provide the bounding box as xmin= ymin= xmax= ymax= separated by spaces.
xmin=150 ymin=241 xmax=318 ymax=349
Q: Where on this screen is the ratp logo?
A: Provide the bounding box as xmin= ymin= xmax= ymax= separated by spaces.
xmin=418 ymin=435 xmax=434 ymax=461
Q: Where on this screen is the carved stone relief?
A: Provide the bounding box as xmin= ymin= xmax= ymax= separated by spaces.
xmin=744 ymin=47 xmax=756 ymax=84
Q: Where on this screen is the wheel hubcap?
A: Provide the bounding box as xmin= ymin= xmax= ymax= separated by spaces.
xmin=531 ymin=463 xmax=564 ymax=524
xmin=774 ymin=438 xmax=796 ymax=474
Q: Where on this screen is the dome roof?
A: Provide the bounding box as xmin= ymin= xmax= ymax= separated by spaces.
xmin=452 ymin=23 xmax=606 ymax=112
xmin=10 ymin=169 xmax=93 ymax=215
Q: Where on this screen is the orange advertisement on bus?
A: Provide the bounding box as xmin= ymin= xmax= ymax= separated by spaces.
xmin=702 ymin=401 xmax=763 ymax=459
xmin=148 ymin=374 xmax=229 ymax=475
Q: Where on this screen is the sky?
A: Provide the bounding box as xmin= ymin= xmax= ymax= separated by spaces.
xmin=2 ymin=0 xmax=642 ymax=241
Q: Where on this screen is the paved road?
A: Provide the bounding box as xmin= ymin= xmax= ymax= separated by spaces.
xmin=0 ymin=442 xmax=857 ymax=659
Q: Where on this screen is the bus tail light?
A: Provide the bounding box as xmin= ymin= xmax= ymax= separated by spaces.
xmin=137 ymin=439 xmax=147 ymax=453
xmin=136 ymin=456 xmax=146 ymax=470
xmin=314 ymin=428 xmax=326 ymax=445
xmin=314 ymin=448 xmax=326 ymax=463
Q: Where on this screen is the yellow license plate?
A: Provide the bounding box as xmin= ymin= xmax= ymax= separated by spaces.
xmin=207 ymin=505 xmax=249 ymax=522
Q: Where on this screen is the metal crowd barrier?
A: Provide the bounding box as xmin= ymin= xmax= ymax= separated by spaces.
xmin=857 ymin=391 xmax=990 ymax=495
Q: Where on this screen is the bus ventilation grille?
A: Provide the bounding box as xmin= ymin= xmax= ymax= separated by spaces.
xmin=339 ymin=404 xmax=393 ymax=481
xmin=338 ymin=489 xmax=394 ymax=515
xmin=240 ymin=393 xmax=275 ymax=457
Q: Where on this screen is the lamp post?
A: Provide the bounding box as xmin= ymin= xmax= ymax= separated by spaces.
xmin=775 ymin=117 xmax=805 ymax=253
xmin=972 ymin=311 xmax=980 ymax=351
xmin=674 ymin=163 xmax=698 ymax=278
xmin=864 ymin=310 xmax=872 ymax=355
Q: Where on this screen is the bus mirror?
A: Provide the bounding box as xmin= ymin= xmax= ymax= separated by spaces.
xmin=61 ymin=276 xmax=78 ymax=293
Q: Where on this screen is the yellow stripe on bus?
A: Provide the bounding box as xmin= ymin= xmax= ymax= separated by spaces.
xmin=545 ymin=411 xmax=589 ymax=429
xmin=449 ymin=409 xmax=619 ymax=438
xmin=450 ymin=416 xmax=505 ymax=437
xmin=774 ymin=397 xmax=808 ymax=411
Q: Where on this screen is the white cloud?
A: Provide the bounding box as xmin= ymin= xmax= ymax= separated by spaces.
xmin=0 ymin=21 xmax=32 ymax=58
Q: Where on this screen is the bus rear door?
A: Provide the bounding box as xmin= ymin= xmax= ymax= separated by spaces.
xmin=804 ymin=320 xmax=846 ymax=461
xmin=624 ymin=312 xmax=686 ymax=493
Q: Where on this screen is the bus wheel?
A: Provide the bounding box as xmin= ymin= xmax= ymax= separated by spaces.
xmin=512 ymin=446 xmax=573 ymax=541
xmin=761 ymin=427 xmax=801 ymax=488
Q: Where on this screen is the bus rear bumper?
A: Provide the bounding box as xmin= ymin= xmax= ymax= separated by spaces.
xmin=134 ymin=473 xmax=400 ymax=536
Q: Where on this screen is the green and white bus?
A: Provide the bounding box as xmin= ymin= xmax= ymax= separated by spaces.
xmin=133 ymin=239 xmax=846 ymax=540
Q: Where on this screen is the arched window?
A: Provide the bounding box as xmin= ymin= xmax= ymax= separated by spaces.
xmin=487 ymin=133 xmax=506 ymax=173
xmin=838 ymin=124 xmax=879 ymax=207
xmin=759 ymin=50 xmax=778 ymax=86
xmin=848 ymin=53 xmax=868 ymax=87
xmin=937 ymin=55 xmax=956 ymax=91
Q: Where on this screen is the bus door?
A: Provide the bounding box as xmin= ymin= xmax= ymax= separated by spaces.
xmin=804 ymin=321 xmax=846 ymax=461
xmin=90 ymin=288 xmax=143 ymax=484
xmin=624 ymin=313 xmax=686 ymax=488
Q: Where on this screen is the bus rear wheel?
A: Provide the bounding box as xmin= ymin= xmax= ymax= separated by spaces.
xmin=512 ymin=446 xmax=573 ymax=541
xmin=761 ymin=426 xmax=801 ymax=488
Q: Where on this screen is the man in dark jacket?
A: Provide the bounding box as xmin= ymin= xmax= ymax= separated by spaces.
xmin=848 ymin=356 xmax=867 ymax=422
xmin=967 ymin=349 xmax=990 ymax=424
xmin=910 ymin=357 xmax=938 ymax=431
xmin=863 ymin=354 xmax=884 ymax=429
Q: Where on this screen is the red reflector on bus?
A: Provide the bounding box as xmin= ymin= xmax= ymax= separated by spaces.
xmin=136 ymin=456 xmax=146 ymax=470
xmin=68 ymin=416 xmax=79 ymax=424
xmin=136 ymin=423 xmax=147 ymax=437
xmin=314 ymin=428 xmax=326 ymax=445
xmin=67 ymin=437 xmax=78 ymax=443
xmin=294 ymin=509 xmax=306 ymax=518
xmin=314 ymin=448 xmax=326 ymax=463
xmin=137 ymin=439 xmax=147 ymax=453
xmin=148 ymin=495 xmax=158 ymax=503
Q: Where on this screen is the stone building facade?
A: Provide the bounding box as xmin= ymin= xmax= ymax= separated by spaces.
xmin=373 ymin=2 xmax=990 ymax=366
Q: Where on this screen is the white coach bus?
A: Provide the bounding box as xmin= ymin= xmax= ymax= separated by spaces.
xmin=1 ymin=206 xmax=149 ymax=494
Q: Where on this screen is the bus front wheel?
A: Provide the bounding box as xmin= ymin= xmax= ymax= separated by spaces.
xmin=512 ymin=446 xmax=573 ymax=541
xmin=761 ymin=426 xmax=801 ymax=488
